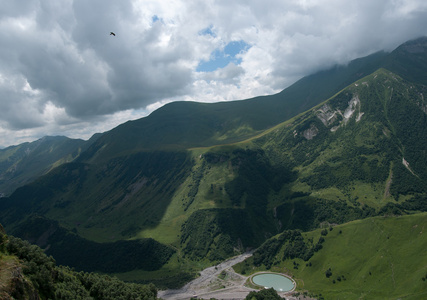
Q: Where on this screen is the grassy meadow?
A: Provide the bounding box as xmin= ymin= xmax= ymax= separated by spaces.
xmin=235 ymin=213 xmax=427 ymax=299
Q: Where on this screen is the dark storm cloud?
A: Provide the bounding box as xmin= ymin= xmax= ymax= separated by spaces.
xmin=0 ymin=0 xmax=193 ymax=128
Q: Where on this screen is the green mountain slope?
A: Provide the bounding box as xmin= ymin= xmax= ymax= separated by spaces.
xmin=235 ymin=213 xmax=427 ymax=300
xmin=0 ymin=135 xmax=100 ymax=196
xmin=258 ymin=68 xmax=427 ymax=202
xmin=2 ymin=68 xmax=426 ymax=287
xmin=79 ymin=51 xmax=387 ymax=162
xmin=77 ymin=37 xmax=427 ymax=163
xmin=0 ymin=39 xmax=427 ymax=289
xmin=1 ymin=151 xmax=193 ymax=242
xmin=0 ymin=225 xmax=158 ymax=299
xmin=384 ymin=36 xmax=427 ymax=85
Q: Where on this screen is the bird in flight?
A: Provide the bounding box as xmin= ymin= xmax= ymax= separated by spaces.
xmin=110 ymin=32 xmax=116 ymax=36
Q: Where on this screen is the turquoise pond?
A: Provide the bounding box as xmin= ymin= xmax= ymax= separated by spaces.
xmin=252 ymin=273 xmax=295 ymax=292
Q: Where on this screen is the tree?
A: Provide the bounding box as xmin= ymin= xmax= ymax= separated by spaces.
xmin=245 ymin=288 xmax=282 ymax=300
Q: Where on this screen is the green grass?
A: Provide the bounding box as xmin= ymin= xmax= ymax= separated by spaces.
xmin=0 ymin=255 xmax=20 ymax=295
xmin=136 ymin=219 xmax=184 ymax=246
xmin=112 ymin=252 xmax=208 ymax=289
xmin=134 ymin=149 xmax=235 ymax=245
xmin=2 ymin=46 xmax=427 ymax=288
xmin=237 ymin=213 xmax=427 ymax=299
xmin=310 ymin=187 xmax=347 ymax=202
xmin=0 ymin=137 xmax=86 ymax=196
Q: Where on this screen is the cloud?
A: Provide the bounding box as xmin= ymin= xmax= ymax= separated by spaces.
xmin=1 ymin=0 xmax=427 ymax=147
xmin=197 ymin=40 xmax=251 ymax=72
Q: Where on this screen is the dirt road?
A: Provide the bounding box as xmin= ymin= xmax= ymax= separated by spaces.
xmin=158 ymin=252 xmax=254 ymax=299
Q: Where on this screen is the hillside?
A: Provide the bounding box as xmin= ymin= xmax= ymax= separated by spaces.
xmin=1 ymin=67 xmax=426 ymax=288
xmin=257 ymin=68 xmax=427 ymax=205
xmin=78 ymin=50 xmax=387 ymax=162
xmin=0 ymin=38 xmax=427 ymax=291
xmin=75 ymin=37 xmax=427 ymax=163
xmin=0 ymin=225 xmax=158 ymax=299
xmin=0 ymin=135 xmax=100 ymax=196
xmin=234 ymin=213 xmax=427 ymax=300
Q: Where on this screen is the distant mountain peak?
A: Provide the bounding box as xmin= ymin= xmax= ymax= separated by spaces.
xmin=399 ymin=36 xmax=427 ymax=54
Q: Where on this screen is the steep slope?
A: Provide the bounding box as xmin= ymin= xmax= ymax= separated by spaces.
xmin=0 ymin=151 xmax=194 ymax=242
xmin=79 ymin=51 xmax=387 ymax=162
xmin=177 ymin=68 xmax=427 ymax=260
xmin=256 ymin=68 xmax=427 ymax=204
xmin=0 ymin=225 xmax=159 ymax=299
xmin=1 ymin=39 xmax=427 ymax=287
xmin=1 ymin=68 xmax=426 ymax=287
xmin=78 ymin=38 xmax=427 ymax=164
xmin=384 ymin=36 xmax=427 ymax=85
xmin=0 ymin=135 xmax=100 ymax=196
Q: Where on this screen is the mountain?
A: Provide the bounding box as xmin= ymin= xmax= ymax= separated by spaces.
xmin=76 ymin=38 xmax=427 ymax=162
xmin=79 ymin=50 xmax=388 ymax=162
xmin=0 ymin=37 xmax=427 ymax=292
xmin=0 ymin=134 xmax=101 ymax=196
xmin=384 ymin=36 xmax=427 ymax=85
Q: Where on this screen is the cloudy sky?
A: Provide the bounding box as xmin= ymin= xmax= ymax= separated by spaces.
xmin=1 ymin=0 xmax=427 ymax=148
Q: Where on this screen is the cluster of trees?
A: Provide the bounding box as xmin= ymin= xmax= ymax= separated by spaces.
xmin=180 ymin=208 xmax=256 ymax=261
xmin=245 ymin=288 xmax=282 ymax=300
xmin=252 ymin=230 xmax=326 ymax=269
xmin=275 ymin=197 xmax=376 ymax=233
xmin=2 ymin=231 xmax=158 ymax=300
xmin=299 ymin=136 xmax=392 ymax=190
xmin=184 ymin=161 xmax=206 ymax=211
xmin=378 ymin=194 xmax=427 ymax=215
xmin=224 ymin=149 xmax=294 ymax=209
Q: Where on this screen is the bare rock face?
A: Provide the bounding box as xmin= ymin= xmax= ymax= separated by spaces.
xmin=303 ymin=124 xmax=319 ymax=140
xmin=343 ymin=95 xmax=361 ymax=124
xmin=317 ymin=95 xmax=363 ymax=133
xmin=317 ymin=104 xmax=338 ymax=127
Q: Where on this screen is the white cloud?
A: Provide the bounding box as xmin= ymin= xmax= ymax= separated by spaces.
xmin=0 ymin=0 xmax=427 ymax=147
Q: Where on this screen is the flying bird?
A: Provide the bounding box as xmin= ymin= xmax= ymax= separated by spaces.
xmin=110 ymin=32 xmax=116 ymax=36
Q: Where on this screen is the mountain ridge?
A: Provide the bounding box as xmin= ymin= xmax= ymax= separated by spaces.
xmin=0 ymin=38 xmax=427 ymax=293
xmin=78 ymin=37 xmax=427 ymax=163
xmin=79 ymin=50 xmax=389 ymax=162
xmin=2 ymin=68 xmax=426 ymax=272
xmin=0 ymin=135 xmax=100 ymax=196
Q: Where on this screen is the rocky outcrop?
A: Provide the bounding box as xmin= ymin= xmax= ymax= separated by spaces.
xmin=317 ymin=95 xmax=363 ymax=132
xmin=317 ymin=104 xmax=338 ymax=127
xmin=303 ymin=124 xmax=319 ymax=140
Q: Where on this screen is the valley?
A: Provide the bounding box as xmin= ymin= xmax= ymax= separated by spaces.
xmin=1 ymin=37 xmax=427 ymax=299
